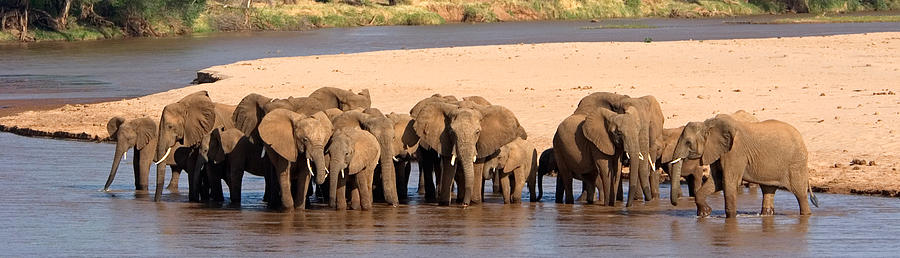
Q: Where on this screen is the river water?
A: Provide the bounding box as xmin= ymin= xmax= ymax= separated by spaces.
xmin=2 ymin=15 xmax=900 ymax=255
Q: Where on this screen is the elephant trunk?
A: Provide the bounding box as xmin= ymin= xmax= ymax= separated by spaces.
xmin=669 ymin=145 xmax=688 ymax=206
xmin=104 ymin=142 xmax=129 ymax=191
xmin=311 ymin=148 xmax=329 ymax=185
xmin=327 ymin=154 xmax=347 ymax=208
xmin=457 ymin=144 xmax=476 ymax=206
xmin=378 ymin=138 xmax=399 ymax=206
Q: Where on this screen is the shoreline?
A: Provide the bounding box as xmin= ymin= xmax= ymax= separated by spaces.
xmin=2 ymin=32 xmax=899 ymax=198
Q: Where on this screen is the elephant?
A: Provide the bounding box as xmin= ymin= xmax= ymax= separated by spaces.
xmin=482 ymin=137 xmax=538 ymax=203
xmin=657 ymin=110 xmax=758 ymax=198
xmin=414 ymin=97 xmax=527 ymax=207
xmin=257 ymin=109 xmax=334 ymax=210
xmin=669 ymin=114 xmax=819 ymax=218
xmin=308 ymin=87 xmax=371 ymax=111
xmin=232 ymin=93 xmax=328 ymax=204
xmin=553 ymin=105 xmax=642 ymax=206
xmin=104 ymin=117 xmax=159 ymax=191
xmin=330 ymin=108 xmax=420 ymax=206
xmin=533 ymin=148 xmax=557 ymax=201
xmin=152 ymin=91 xmax=235 ymax=202
xmin=326 ymin=127 xmax=381 ymax=210
xmin=385 ymin=112 xmax=419 ymax=202
xmin=409 ymin=94 xmax=460 ymax=202
xmin=576 ymin=92 xmax=664 ymax=206
xmin=205 ymin=127 xmax=270 ymax=206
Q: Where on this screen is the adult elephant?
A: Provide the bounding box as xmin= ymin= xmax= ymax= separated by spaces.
xmin=576 ymin=92 xmax=664 ymax=206
xmin=206 ymin=128 xmax=270 ymax=206
xmin=104 ymin=117 xmax=159 ymax=191
xmin=553 ymin=106 xmax=642 ymax=205
xmin=331 ymin=108 xmax=418 ymax=206
xmin=152 ymin=91 xmax=235 ymax=202
xmin=232 ymin=93 xmax=327 ymax=203
xmin=409 ymin=94 xmax=459 ymax=202
xmin=257 ymin=109 xmax=333 ymax=210
xmin=657 ymin=110 xmax=758 ymax=198
xmin=309 ymin=87 xmax=371 ymax=111
xmin=414 ymin=98 xmax=527 ymax=206
xmin=669 ymin=114 xmax=818 ymax=218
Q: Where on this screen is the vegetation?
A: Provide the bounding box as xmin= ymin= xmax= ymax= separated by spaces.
xmin=2 ymin=0 xmax=898 ymax=42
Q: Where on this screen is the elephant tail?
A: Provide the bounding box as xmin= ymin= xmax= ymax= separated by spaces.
xmin=808 ymin=181 xmax=819 ymax=208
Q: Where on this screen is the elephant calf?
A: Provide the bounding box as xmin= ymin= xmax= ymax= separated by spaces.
xmin=670 ymin=114 xmax=819 ymax=218
xmin=326 ymin=128 xmax=381 ymax=210
xmin=482 ymin=137 xmax=538 ymax=204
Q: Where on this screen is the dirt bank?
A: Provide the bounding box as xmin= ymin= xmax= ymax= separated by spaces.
xmin=2 ymin=32 xmax=898 ymax=196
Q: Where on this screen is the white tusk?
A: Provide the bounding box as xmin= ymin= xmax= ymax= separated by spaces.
xmin=473 ymin=156 xmax=477 ymax=163
xmin=122 ymin=151 xmax=127 ymax=161
xmin=341 ymin=168 xmax=346 ymax=178
xmin=325 ymin=167 xmax=330 ymax=175
xmin=154 ymin=147 xmax=172 ymax=165
xmin=638 ymin=153 xmax=645 ymax=160
xmin=392 ymin=156 xmax=399 ymax=162
xmin=260 ymin=148 xmax=266 ymax=158
xmin=670 ymin=158 xmax=683 ymax=164
xmin=649 ymin=159 xmax=656 ymax=171
xmin=626 ymin=153 xmax=630 ymax=160
xmin=309 ymin=169 xmax=314 ymax=177
xmin=307 ymin=158 xmax=314 ymax=175
xmin=450 ymin=153 xmax=457 ymax=166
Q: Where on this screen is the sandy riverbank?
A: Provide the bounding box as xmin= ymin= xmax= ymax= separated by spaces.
xmin=2 ymin=32 xmax=899 ymax=196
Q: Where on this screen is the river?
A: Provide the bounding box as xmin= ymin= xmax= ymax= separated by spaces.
xmin=2 ymin=16 xmax=900 ymax=255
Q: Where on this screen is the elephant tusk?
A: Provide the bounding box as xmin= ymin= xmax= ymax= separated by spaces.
xmin=450 ymin=153 xmax=457 ymax=166
xmin=649 ymin=159 xmax=656 ymax=171
xmin=306 ymin=158 xmax=314 ymax=175
xmin=670 ymin=158 xmax=683 ymax=164
xmin=154 ymin=147 xmax=172 ymax=165
xmin=392 ymin=156 xmax=399 ymax=162
xmin=638 ymin=153 xmax=645 ymax=161
xmin=325 ymin=167 xmax=330 ymax=175
xmin=260 ymin=148 xmax=266 ymax=158
xmin=122 ymin=151 xmax=127 ymax=161
xmin=341 ymin=168 xmax=346 ymax=178
xmin=309 ymin=169 xmax=315 ymax=177
xmin=625 ymin=153 xmax=630 ymax=160
xmin=473 ymin=156 xmax=477 ymax=163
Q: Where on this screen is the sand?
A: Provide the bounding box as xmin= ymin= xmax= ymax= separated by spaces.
xmin=2 ymin=32 xmax=899 ymax=195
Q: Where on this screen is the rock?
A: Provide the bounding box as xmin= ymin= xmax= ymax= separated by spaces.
xmin=851 ymin=158 xmax=867 ymax=165
xmin=868 ymin=160 xmax=877 ymax=166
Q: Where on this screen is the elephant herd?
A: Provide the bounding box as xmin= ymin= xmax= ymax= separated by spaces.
xmin=104 ymin=87 xmax=819 ymax=218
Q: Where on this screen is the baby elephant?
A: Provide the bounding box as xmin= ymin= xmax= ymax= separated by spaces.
xmin=327 ymin=128 xmax=381 ymax=210
xmin=669 ymin=114 xmax=819 ymax=218
xmin=483 ymin=137 xmax=538 ymax=204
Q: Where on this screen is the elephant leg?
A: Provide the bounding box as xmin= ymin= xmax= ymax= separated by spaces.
xmin=555 ymin=175 xmax=564 ymax=204
xmin=420 ymin=150 xmax=437 ymax=203
xmin=638 ymin=156 xmax=652 ymax=202
xmin=650 ymin=163 xmax=660 ymax=199
xmin=229 ymin=168 xmax=244 ymax=207
xmin=349 ymin=175 xmax=361 ymax=210
xmin=295 ymin=171 xmax=311 ymax=210
xmin=207 ymin=164 xmax=225 ymax=203
xmin=274 ymin=158 xmax=294 ymax=211
xmin=499 ymin=173 xmax=511 ymax=204
xmin=438 ymin=158 xmax=455 ymax=206
xmin=453 ymin=164 xmax=466 ymax=204
xmin=562 ymin=171 xmax=575 ymax=205
xmin=132 ymin=150 xmax=149 ymax=191
xmin=492 ymin=171 xmax=501 ymax=193
xmin=582 ymin=172 xmax=597 ymax=205
xmin=189 ymin=167 xmax=203 ymax=202
xmin=695 ymin=164 xmax=719 ymax=217
xmin=512 ymin=169 xmax=527 ymax=204
xmin=167 ymin=170 xmax=180 ymax=191
xmin=417 ymin=163 xmax=426 ymax=195
xmin=595 ymin=159 xmax=610 ymax=206
xmin=626 ymin=167 xmax=640 ymax=207
xmin=720 ymin=159 xmax=745 ymax=219
xmin=760 ymin=185 xmax=777 ymax=216
xmin=359 ymin=169 xmax=375 ymax=211
xmin=608 ymin=158 xmax=622 ymax=206
xmin=396 ymin=160 xmax=410 ymax=202
xmin=790 ymin=165 xmax=812 ymax=216
xmin=472 ymin=162 xmax=484 ymax=204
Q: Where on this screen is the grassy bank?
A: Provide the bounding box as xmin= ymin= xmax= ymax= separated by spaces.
xmin=3 ymin=0 xmax=899 ymax=42
xmin=770 ymin=14 xmax=900 ymax=23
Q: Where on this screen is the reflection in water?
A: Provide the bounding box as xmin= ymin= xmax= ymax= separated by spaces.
xmin=1 ymin=132 xmax=900 ymax=255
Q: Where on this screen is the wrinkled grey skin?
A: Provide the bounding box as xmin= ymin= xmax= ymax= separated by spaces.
xmin=409 ymin=94 xmax=459 ymax=203
xmin=232 ymin=93 xmax=328 ymax=205
xmin=414 ymin=97 xmax=527 ymax=207
xmin=533 ymin=148 xmax=558 ymax=201
xmin=309 ymin=87 xmax=371 ymax=111
xmin=670 ymin=114 xmax=818 ymax=218
xmin=153 ymin=91 xmax=235 ymax=202
xmin=553 ymin=106 xmax=641 ymax=206
xmin=576 ymin=92 xmax=664 ymax=207
xmin=258 ymin=109 xmax=333 ymax=211
xmin=104 ymin=117 xmax=159 ymax=191
xmin=206 ymin=128 xmax=270 ymax=206
xmin=326 ymin=128 xmax=381 ymax=210
xmin=481 ymin=137 xmax=538 ymax=204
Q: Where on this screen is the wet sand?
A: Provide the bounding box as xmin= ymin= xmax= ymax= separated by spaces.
xmin=1 ymin=32 xmax=899 ymax=195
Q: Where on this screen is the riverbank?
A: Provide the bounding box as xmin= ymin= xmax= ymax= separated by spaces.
xmin=3 ymin=32 xmax=899 ymax=197
xmin=3 ymin=1 xmax=899 ymax=42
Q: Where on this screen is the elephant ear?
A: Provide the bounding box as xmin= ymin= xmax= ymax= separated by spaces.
xmin=582 ymin=112 xmax=616 ymax=156
xmin=388 ymin=113 xmax=419 ymax=154
xmin=311 ymin=111 xmax=334 ymax=133
xmin=179 ymin=91 xmax=216 ymax=147
xmin=219 ymin=128 xmax=244 ymax=154
xmin=107 ymin=116 xmax=126 ymax=140
xmin=701 ymin=117 xmax=736 ymax=165
xmin=258 ymin=109 xmax=299 ymax=162
xmin=413 ymin=102 xmax=452 ymax=154
xmin=232 ymin=93 xmax=271 ymax=139
xmin=475 ymin=105 xmax=521 ymax=159
xmin=659 ymin=127 xmax=682 ymax=163
xmin=134 ymin=118 xmax=157 ymax=151
xmin=502 ymin=139 xmax=526 ymax=172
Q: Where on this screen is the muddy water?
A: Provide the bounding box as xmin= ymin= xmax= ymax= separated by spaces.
xmin=2 ymin=132 xmax=899 ymax=255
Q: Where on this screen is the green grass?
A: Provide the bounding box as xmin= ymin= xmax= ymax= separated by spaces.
xmin=581 ymin=24 xmax=658 ymax=29
xmin=27 ymin=26 xmax=123 ymax=41
xmin=771 ymin=14 xmax=900 ymax=23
